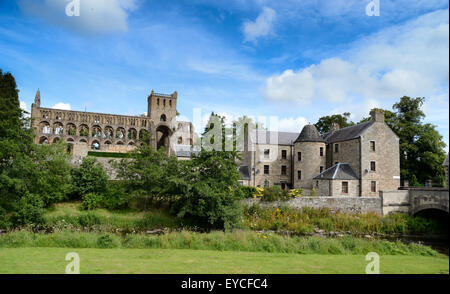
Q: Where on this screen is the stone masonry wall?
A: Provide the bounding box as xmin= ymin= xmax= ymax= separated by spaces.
xmin=242 ymin=197 xmax=382 ymax=215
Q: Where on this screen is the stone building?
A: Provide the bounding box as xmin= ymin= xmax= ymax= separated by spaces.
xmin=31 ymin=89 xmax=194 ymax=159
xmin=241 ymin=109 xmax=401 ymax=196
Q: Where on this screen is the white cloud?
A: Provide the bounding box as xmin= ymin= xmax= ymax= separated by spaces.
xmin=262 ymin=9 xmax=449 ymax=105
xmin=243 ymin=7 xmax=276 ymax=42
xmin=277 ymin=116 xmax=308 ymax=133
xmin=52 ymin=102 xmax=71 ymax=110
xmin=19 ymin=0 xmax=138 ymax=34
xmin=20 ymin=101 xmax=28 ymax=111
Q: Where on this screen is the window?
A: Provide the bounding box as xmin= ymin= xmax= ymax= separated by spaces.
xmin=370 ymin=161 xmax=376 ymax=171
xmin=316 ymin=180 xmax=319 ymax=188
xmin=281 ymin=165 xmax=287 ymax=175
xmin=320 ymin=166 xmax=324 ymax=173
xmin=334 ymin=144 xmax=339 ymax=153
xmin=371 ymin=181 xmax=377 ymax=192
xmin=264 ymin=165 xmax=269 ymax=175
xmin=282 ymin=150 xmax=287 ymax=159
xmin=297 ymin=170 xmax=301 ymax=180
xmin=342 ymin=182 xmax=348 ymax=193
xmin=297 ymin=152 xmax=302 ymax=161
xmin=320 ymin=147 xmax=324 ymax=156
xmin=370 ymin=141 xmax=376 ymax=152
xmin=264 ymin=149 xmax=270 ymax=159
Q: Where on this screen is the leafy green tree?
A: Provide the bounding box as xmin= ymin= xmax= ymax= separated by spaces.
xmin=71 ymin=157 xmax=109 ymax=198
xmin=13 ymin=193 xmax=44 ymax=225
xmin=314 ymin=112 xmax=355 ymax=133
xmin=112 ymin=142 xmax=177 ymax=208
xmin=170 ymin=150 xmax=244 ymax=230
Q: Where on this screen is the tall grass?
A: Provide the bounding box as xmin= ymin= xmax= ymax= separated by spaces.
xmin=41 ymin=202 xmax=182 ymax=233
xmin=0 ymin=230 xmax=439 ymax=256
xmin=243 ymin=205 xmax=444 ymax=235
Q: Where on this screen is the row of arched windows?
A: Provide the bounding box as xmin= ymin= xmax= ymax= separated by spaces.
xmin=38 ymin=136 xmax=138 ymax=151
xmin=38 ymin=122 xmax=148 ymax=140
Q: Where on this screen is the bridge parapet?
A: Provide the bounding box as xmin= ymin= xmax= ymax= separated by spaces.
xmin=409 ymin=188 xmax=449 ymax=215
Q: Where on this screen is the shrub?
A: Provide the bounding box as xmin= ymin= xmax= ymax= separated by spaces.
xmin=97 ymin=234 xmax=119 ymax=248
xmin=287 ymin=188 xmax=303 ymax=197
xmin=13 ymin=193 xmax=44 ymax=225
xmin=81 ymin=193 xmax=103 ymax=210
xmin=261 ymin=186 xmax=292 ymax=202
xmin=240 ymin=186 xmax=256 ymax=199
xmin=102 ymin=182 xmax=130 ymax=210
xmin=78 ymin=212 xmax=101 ymax=227
xmin=70 ymin=157 xmax=108 ymax=199
xmin=0 ymin=207 xmax=12 ymax=229
xmin=252 ymin=187 xmax=264 ymax=198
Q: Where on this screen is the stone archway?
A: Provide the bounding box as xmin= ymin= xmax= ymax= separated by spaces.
xmin=156 ymin=124 xmax=171 ymax=153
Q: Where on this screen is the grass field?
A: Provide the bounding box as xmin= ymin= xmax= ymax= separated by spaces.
xmin=0 ymin=247 xmax=448 ymax=274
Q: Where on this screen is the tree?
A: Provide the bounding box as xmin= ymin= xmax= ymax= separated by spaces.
xmin=70 ymin=157 xmax=109 ymax=198
xmin=112 ymin=142 xmax=177 ymax=208
xmin=314 ymin=112 xmax=355 ymax=133
xmin=170 ymin=150 xmax=244 ymax=230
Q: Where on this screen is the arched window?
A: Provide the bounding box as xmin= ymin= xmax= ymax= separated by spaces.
xmin=79 ymin=124 xmax=89 ymax=137
xmin=91 ymin=141 xmax=100 ymax=150
xmin=178 ymin=137 xmax=183 ymax=144
xmin=160 ymin=114 xmax=166 ymax=122
xmin=92 ymin=125 xmax=102 ymax=138
xmin=128 ymin=128 xmax=137 ymax=140
xmin=40 ymin=121 xmax=51 ymax=134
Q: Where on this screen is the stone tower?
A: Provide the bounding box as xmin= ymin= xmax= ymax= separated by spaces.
xmin=293 ymin=124 xmax=326 ymax=190
xmin=147 ymin=90 xmax=178 ymax=125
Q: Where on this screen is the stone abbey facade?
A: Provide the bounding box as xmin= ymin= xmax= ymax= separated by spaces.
xmin=239 ymin=109 xmax=401 ymax=197
xmin=31 ymin=89 xmax=194 ymax=158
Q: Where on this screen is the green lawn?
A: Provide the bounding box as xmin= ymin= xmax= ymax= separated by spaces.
xmin=0 ymin=247 xmax=448 ymax=274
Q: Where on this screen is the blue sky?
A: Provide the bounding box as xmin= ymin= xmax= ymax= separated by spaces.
xmin=0 ymin=0 xmax=448 ymax=149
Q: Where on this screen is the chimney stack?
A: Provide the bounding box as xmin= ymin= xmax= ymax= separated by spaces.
xmin=371 ymin=109 xmax=385 ymax=123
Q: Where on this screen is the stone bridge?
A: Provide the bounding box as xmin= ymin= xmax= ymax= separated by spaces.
xmin=380 ymin=188 xmax=449 ymax=216
xmin=242 ymin=187 xmax=449 ymax=217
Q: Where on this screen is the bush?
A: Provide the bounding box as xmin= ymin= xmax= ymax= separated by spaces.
xmin=13 ymin=193 xmax=44 ymax=225
xmin=81 ymin=193 xmax=103 ymax=210
xmin=0 ymin=207 xmax=12 ymax=229
xmin=78 ymin=212 xmax=101 ymax=227
xmin=102 ymin=182 xmax=130 ymax=210
xmin=97 ymin=234 xmax=119 ymax=248
xmin=261 ymin=186 xmax=292 ymax=202
xmin=70 ymin=157 xmax=108 ymax=199
xmin=240 ymin=186 xmax=256 ymax=199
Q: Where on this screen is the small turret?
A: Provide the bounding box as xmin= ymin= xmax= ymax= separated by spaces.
xmin=34 ymin=89 xmax=41 ymax=107
xmin=294 ymin=124 xmax=326 ymax=189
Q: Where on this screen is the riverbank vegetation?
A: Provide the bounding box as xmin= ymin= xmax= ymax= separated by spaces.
xmin=0 ymin=230 xmax=441 ymax=256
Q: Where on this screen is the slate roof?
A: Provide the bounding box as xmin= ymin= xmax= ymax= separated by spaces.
xmin=294 ymin=124 xmax=325 ymax=143
xmin=238 ymin=165 xmax=251 ymax=180
xmin=250 ymin=130 xmax=299 ymax=145
xmin=313 ymin=163 xmax=359 ymax=180
xmin=444 ymin=153 xmax=449 ymax=167
xmin=322 ymin=120 xmax=374 ymax=144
